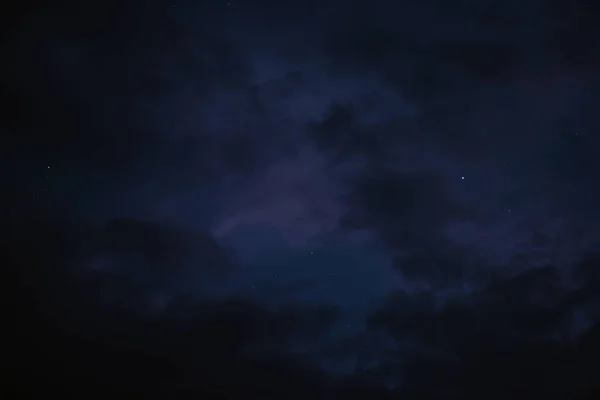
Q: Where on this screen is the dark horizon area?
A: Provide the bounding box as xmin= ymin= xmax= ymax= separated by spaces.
xmin=2 ymin=0 xmax=600 ymax=398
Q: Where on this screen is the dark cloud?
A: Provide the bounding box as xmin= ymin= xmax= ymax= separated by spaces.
xmin=344 ymin=170 xmax=466 ymax=232
xmin=341 ymin=168 xmax=483 ymax=285
xmin=93 ymin=218 xmax=231 ymax=274
xmin=1 ymin=212 xmax=350 ymax=397
xmin=366 ymin=260 xmax=600 ymax=397
xmin=544 ymin=0 xmax=600 ymax=70
xmin=1 ymin=213 xmax=234 ymax=311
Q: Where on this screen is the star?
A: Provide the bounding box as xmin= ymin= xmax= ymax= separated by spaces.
xmin=461 ymin=176 xmax=465 ymax=180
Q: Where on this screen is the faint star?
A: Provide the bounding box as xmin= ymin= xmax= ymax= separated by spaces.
xmin=47 ymin=166 xmax=50 ymax=169
xmin=310 ymin=251 xmax=314 ymax=255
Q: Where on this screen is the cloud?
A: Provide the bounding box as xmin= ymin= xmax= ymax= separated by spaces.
xmin=0 ymin=213 xmax=236 ymax=312
xmin=212 ymin=145 xmax=352 ymax=246
xmin=364 ymin=257 xmax=600 ymax=397
xmin=339 ymin=167 xmax=483 ymax=286
xmin=1 ymin=211 xmax=347 ymax=395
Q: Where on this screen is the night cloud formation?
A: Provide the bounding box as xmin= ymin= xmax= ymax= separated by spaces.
xmin=3 ymin=0 xmax=600 ymax=398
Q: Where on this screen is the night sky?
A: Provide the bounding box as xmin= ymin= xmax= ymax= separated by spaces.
xmin=3 ymin=0 xmax=600 ymax=398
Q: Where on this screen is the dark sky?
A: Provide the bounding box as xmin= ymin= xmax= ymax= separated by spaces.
xmin=3 ymin=0 xmax=600 ymax=398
